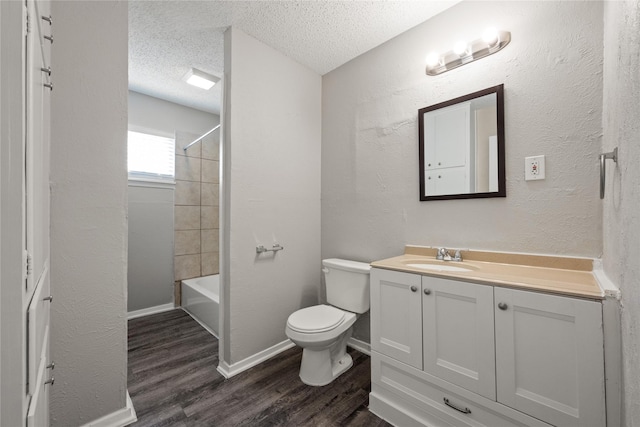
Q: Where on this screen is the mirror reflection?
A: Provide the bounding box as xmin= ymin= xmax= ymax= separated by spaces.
xmin=418 ymin=85 xmax=505 ymax=201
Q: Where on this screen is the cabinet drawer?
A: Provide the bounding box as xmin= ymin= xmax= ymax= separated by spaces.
xmin=372 ymin=352 xmax=551 ymax=427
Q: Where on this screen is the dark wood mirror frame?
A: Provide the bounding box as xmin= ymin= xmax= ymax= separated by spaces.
xmin=418 ymin=84 xmax=506 ymax=201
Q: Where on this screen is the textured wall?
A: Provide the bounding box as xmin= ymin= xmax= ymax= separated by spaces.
xmin=223 ymin=27 xmax=322 ymax=364
xmin=322 ymin=0 xmax=603 ymax=259
xmin=322 ymin=1 xmax=604 ymax=342
xmin=602 ymin=1 xmax=640 ymax=424
xmin=49 ymin=1 xmax=129 ymax=425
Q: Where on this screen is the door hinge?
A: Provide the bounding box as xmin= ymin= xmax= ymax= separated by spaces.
xmin=23 ymin=4 xmax=30 ymax=37
xmin=24 ymin=250 xmax=33 ymax=281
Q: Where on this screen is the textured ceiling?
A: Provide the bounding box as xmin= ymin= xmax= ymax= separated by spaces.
xmin=129 ymin=1 xmax=461 ymax=114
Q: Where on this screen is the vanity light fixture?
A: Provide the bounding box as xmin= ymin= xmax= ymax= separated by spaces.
xmin=183 ymin=68 xmax=220 ymax=90
xmin=425 ymin=28 xmax=511 ymax=76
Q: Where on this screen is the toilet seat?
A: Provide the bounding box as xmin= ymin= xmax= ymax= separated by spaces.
xmin=287 ymin=305 xmax=347 ymax=333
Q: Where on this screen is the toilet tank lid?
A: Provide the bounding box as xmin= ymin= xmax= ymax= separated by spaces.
xmin=322 ymin=258 xmax=371 ymax=273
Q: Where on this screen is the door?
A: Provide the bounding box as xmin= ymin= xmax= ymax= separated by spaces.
xmin=370 ymin=268 xmax=422 ymax=369
xmin=422 ymin=276 xmax=496 ymax=400
xmin=25 ymin=0 xmax=53 ymax=423
xmin=495 ymin=287 xmax=605 ymax=427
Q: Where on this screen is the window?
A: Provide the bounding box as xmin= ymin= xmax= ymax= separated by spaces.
xmin=127 ymin=131 xmax=175 ymax=181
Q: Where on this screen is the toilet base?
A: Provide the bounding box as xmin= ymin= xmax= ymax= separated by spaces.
xmin=298 ymin=328 xmax=354 ymax=386
xmin=299 ymin=350 xmax=353 ymax=386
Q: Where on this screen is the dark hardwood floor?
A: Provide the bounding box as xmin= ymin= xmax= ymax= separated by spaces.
xmin=128 ymin=309 xmax=391 ymax=427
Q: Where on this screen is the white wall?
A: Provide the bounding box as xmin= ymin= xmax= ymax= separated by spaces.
xmin=50 ymin=2 xmax=128 ymax=425
xmin=127 ymin=184 xmax=174 ymax=312
xmin=129 ymin=90 xmax=218 ymax=138
xmin=602 ymin=1 xmax=640 ymax=424
xmin=0 ymin=2 xmax=28 ymax=425
xmin=222 ymin=27 xmax=321 ymax=364
xmin=127 ymin=92 xmax=219 ymax=312
xmin=322 ymin=1 xmax=603 ymax=263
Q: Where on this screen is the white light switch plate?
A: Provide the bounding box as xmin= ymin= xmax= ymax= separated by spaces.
xmin=525 ymin=155 xmax=545 ymax=180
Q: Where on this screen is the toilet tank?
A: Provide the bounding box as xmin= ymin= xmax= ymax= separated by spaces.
xmin=323 ymin=258 xmax=371 ymax=313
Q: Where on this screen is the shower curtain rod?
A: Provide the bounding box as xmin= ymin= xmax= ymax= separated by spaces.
xmin=183 ymin=124 xmax=221 ymax=151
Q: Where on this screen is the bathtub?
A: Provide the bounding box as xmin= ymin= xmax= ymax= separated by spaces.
xmin=182 ymin=274 xmax=219 ymax=338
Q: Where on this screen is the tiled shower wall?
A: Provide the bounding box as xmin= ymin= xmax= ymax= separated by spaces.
xmin=174 ymin=130 xmax=220 ymax=287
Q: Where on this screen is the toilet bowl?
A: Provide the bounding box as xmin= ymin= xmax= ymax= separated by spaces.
xmin=285 ymin=259 xmax=370 ymax=386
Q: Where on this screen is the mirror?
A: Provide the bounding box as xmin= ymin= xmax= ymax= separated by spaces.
xmin=418 ymin=85 xmax=505 ymax=201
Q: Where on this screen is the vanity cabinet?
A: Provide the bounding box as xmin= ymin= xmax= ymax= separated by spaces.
xmin=370 ymin=268 xmax=606 ymax=427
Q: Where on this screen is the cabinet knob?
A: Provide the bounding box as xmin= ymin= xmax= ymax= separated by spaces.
xmin=410 ymin=285 xmax=418 ymax=292
xmin=428 ymin=163 xmax=431 ymax=167
xmin=424 ymin=288 xmax=431 ymax=295
xmin=438 ymin=175 xmax=442 ymax=179
xmin=498 ymin=302 xmax=508 ymax=310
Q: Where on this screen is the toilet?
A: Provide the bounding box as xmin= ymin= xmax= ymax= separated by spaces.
xmin=285 ymin=258 xmax=371 ymax=386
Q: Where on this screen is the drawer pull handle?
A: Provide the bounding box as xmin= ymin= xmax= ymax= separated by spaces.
xmin=444 ymin=397 xmax=471 ymax=414
xmin=45 ymin=377 xmax=55 ymax=386
xmin=44 ymin=35 xmax=54 ymax=44
xmin=410 ymin=285 xmax=418 ymax=292
xmin=498 ymin=302 xmax=508 ymax=310
xmin=41 ymin=15 xmax=52 ymax=25
xmin=47 ymin=362 xmax=55 ymax=370
xmin=43 ymin=295 xmax=53 ymax=302
xmin=424 ymin=288 xmax=431 ymax=295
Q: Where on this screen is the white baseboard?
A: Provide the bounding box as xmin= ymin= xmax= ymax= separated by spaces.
xmin=127 ymin=303 xmax=175 ymax=320
xmin=181 ymin=307 xmax=219 ymax=339
xmin=80 ymin=390 xmax=137 ymax=427
xmin=348 ymin=337 xmax=371 ymax=356
xmin=217 ymin=339 xmax=295 ymax=379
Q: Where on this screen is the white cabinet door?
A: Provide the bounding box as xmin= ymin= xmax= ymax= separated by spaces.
xmin=424 ymin=103 xmax=470 ymax=169
xmin=495 ymin=288 xmax=605 ymax=427
xmin=425 ymin=168 xmax=469 ymax=196
xmin=25 ymin=0 xmax=53 ymax=424
xmin=371 ymin=268 xmax=422 ymax=369
xmin=422 ymin=276 xmax=496 ymax=400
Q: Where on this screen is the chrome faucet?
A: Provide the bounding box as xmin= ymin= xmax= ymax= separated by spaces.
xmin=436 ymin=247 xmax=452 ymax=261
xmin=436 ymin=248 xmax=463 ymax=262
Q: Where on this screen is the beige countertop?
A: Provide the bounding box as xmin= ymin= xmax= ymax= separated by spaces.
xmin=371 ymin=246 xmax=603 ymax=300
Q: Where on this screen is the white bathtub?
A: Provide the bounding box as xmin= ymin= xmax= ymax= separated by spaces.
xmin=182 ymin=274 xmax=219 ymax=338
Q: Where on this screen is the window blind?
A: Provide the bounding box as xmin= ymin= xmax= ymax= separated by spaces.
xmin=127 ymin=131 xmax=175 ymax=181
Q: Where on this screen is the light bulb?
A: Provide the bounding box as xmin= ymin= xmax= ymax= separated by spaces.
xmin=453 ymin=41 xmax=469 ymax=56
xmin=483 ymin=27 xmax=499 ymax=46
xmin=426 ymin=52 xmax=441 ymax=68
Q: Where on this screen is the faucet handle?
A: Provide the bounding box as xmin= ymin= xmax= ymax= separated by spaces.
xmin=453 ymin=250 xmax=463 ymax=261
xmin=436 ymin=247 xmax=447 ymax=260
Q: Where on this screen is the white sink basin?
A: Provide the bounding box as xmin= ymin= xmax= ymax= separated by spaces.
xmin=405 ymin=263 xmax=475 ymax=273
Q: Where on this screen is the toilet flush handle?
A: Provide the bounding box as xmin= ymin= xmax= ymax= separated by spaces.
xmin=322 ymin=267 xmax=330 ymax=274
